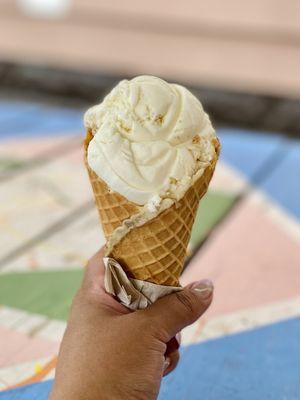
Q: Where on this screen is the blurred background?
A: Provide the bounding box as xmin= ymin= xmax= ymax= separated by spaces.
xmin=0 ymin=1 xmax=299 ymax=399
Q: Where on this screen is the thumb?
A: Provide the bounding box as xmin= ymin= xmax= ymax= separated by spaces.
xmin=143 ymin=280 xmax=213 ymax=341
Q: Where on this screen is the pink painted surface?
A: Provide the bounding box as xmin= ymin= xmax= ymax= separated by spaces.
xmin=182 ymin=196 xmax=300 ymax=318
xmin=0 ymin=326 xmax=59 ymax=368
xmin=0 ymin=136 xmax=77 ymax=159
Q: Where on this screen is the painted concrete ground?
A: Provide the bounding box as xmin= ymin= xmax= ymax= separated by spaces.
xmin=0 ymin=99 xmax=299 ymax=399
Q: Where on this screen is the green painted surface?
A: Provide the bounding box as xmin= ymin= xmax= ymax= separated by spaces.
xmin=0 ymin=269 xmax=83 ymax=320
xmin=189 ymin=191 xmax=236 ymax=251
xmin=0 ymin=158 xmax=27 ymax=173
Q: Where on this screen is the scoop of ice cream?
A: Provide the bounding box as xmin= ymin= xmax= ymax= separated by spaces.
xmin=85 ymin=75 xmax=216 ymax=205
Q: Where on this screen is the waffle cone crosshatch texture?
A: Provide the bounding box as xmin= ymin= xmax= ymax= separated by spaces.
xmin=84 ymin=129 xmax=220 ymax=287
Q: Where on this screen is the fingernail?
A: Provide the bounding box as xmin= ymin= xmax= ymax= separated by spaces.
xmin=175 ymin=332 xmax=181 ymax=345
xmin=190 ymin=279 xmax=213 ymax=299
xmin=163 ymin=357 xmax=170 ymax=371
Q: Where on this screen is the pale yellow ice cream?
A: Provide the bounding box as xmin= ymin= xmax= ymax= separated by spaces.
xmin=84 ymin=75 xmax=216 ymax=210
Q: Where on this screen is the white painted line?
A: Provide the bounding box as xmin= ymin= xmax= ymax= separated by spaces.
xmin=0 ymin=356 xmax=53 ymax=390
xmin=0 ymin=148 xmax=92 ymax=261
xmin=1 ymin=208 xmax=104 ymax=273
xmin=248 ymin=190 xmax=300 ymax=245
xmin=38 ymin=320 xmax=66 ymax=343
xmin=182 ymin=295 xmax=300 ymax=345
xmin=0 ymin=306 xmax=65 ymax=342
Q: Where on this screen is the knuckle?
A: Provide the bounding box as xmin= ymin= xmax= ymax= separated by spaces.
xmin=134 ymin=312 xmax=167 ymax=343
xmin=175 ymin=290 xmax=197 ymax=316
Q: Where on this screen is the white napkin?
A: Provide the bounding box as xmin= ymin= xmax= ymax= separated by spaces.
xmin=103 ymin=257 xmax=182 ymax=310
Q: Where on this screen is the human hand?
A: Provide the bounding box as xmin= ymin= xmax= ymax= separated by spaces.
xmin=50 ymin=248 xmax=213 ymax=400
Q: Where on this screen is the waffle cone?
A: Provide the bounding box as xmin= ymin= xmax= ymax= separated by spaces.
xmin=85 ymin=130 xmax=220 ymax=286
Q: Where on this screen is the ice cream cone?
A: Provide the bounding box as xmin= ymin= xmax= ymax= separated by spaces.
xmin=85 ymin=129 xmax=220 ymax=286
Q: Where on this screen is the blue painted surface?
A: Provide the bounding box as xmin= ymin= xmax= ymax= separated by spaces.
xmin=2 ymin=318 xmax=300 ymax=400
xmin=0 ymin=381 xmax=53 ymax=400
xmin=260 ymin=141 xmax=300 ymax=220
xmin=0 ymin=101 xmax=39 ymax=122
xmin=218 ymin=128 xmax=284 ymax=182
xmin=159 ymin=317 xmax=300 ymax=400
xmin=0 ymin=100 xmax=83 ymax=139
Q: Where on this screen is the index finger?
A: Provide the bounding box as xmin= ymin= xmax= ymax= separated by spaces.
xmin=81 ymin=247 xmax=106 ymax=293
